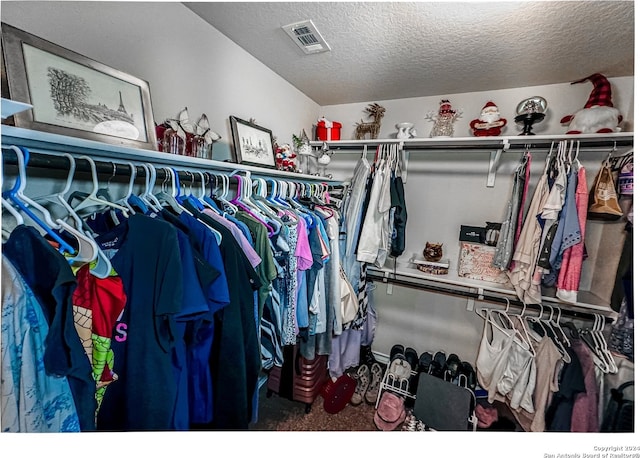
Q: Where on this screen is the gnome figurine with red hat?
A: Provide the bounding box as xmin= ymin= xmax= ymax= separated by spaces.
xmin=470 ymin=101 xmax=508 ymax=136
xmin=560 ymin=73 xmax=623 ymax=134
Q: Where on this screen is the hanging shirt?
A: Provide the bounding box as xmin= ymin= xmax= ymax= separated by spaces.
xmin=507 ymin=159 xmax=551 ymax=304
xmin=72 ymin=263 xmax=127 ymax=421
xmin=511 ymin=334 xmax=563 ymax=432
xmin=182 ymin=203 xmax=263 ymax=430
xmin=557 ymin=164 xmax=589 ymax=303
xmin=389 ymin=172 xmax=407 ymax=258
xmin=1 ymin=254 xmax=81 ymax=432
xmin=475 ymin=313 xmax=517 ymax=403
xmin=493 ymin=153 xmax=530 ymax=271
xmin=95 ymin=213 xmax=183 ymax=431
xmin=343 ymin=154 xmax=371 ymax=289
xmin=3 ymin=225 xmax=96 ymax=431
xmin=357 ymin=159 xmax=391 ymax=265
xmin=176 ymin=209 xmax=230 ymax=425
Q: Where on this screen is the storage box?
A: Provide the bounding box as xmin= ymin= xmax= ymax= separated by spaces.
xmin=457 ymin=242 xmax=509 ymax=284
xmin=459 ymin=225 xmax=486 ymax=244
xmin=316 ymin=119 xmax=342 ymax=141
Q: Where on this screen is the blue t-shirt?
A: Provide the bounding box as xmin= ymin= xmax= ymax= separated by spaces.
xmin=95 ymin=214 xmax=183 ymax=431
xmin=179 ymin=211 xmax=231 ymax=424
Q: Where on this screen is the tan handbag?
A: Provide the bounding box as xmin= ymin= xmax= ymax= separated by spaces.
xmin=588 ymin=157 xmax=623 ymax=220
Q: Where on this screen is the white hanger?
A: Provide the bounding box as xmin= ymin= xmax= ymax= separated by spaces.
xmin=155 ymin=166 xmax=184 ymax=214
xmin=494 ymin=297 xmax=535 ymax=354
xmin=593 ymin=314 xmax=618 ymax=374
xmin=542 ymin=304 xmax=571 ymax=363
xmin=2 ymin=196 xmax=24 ymax=226
xmin=140 ymin=163 xmax=163 ymax=212
xmin=117 ymin=162 xmax=137 ymax=215
xmin=72 ymin=156 xmax=131 ymax=217
xmin=216 ymin=174 xmax=238 ymax=214
xmin=5 ymin=146 xmax=77 ymax=256
xmin=580 ymin=314 xmax=612 ymax=373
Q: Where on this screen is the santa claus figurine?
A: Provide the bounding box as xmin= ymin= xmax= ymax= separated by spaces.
xmin=560 ymin=73 xmax=623 ymax=134
xmin=470 ymin=101 xmax=507 ymax=137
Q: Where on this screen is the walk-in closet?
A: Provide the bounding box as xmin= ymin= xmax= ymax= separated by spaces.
xmin=0 ymin=2 xmax=635 ymax=455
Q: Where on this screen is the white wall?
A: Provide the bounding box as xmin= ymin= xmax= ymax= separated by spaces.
xmin=1 ymin=1 xmax=321 ymax=161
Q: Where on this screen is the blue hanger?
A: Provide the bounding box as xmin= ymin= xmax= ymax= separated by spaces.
xmin=3 ymin=146 xmax=76 ymax=256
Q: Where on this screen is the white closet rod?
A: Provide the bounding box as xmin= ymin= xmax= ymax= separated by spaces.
xmin=1 ymin=146 xmax=344 ymax=187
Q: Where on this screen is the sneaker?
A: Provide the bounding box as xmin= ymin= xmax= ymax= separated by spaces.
xmin=365 ymin=362 xmax=383 ymax=405
xmin=350 ymin=364 xmax=370 ymax=406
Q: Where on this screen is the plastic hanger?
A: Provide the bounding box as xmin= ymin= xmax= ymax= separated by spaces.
xmin=552 ymin=306 xmax=571 ymax=347
xmin=542 ymin=304 xmax=571 ymax=363
xmin=31 ymin=154 xmax=114 ymax=278
xmin=155 ymin=167 xmax=184 ymax=214
xmin=3 ymin=146 xmax=76 ymax=256
xmin=201 ymin=172 xmax=224 ymax=214
xmin=524 ymin=303 xmax=547 ymax=339
xmin=593 ymin=314 xmax=618 ymax=374
xmin=170 ymin=169 xmax=220 ymax=243
xmin=492 ymin=297 xmax=534 ymax=354
xmin=474 ymin=302 xmax=530 ymax=352
xmin=580 ymin=315 xmax=612 ymax=373
xmin=71 ymin=156 xmax=131 ymax=217
xmin=27 ymin=153 xmax=100 ymax=267
xmin=181 ymin=170 xmax=205 ymax=211
xmin=116 ymin=162 xmax=137 ymax=215
xmin=230 ymin=172 xmax=274 ymax=235
xmin=216 ymin=174 xmax=238 ymax=215
xmin=140 ymin=163 xmax=163 ymax=212
xmin=2 ymin=196 xmax=24 ymax=226
xmin=197 ymin=171 xmax=221 ymax=213
xmin=32 ymin=153 xmax=85 ymax=230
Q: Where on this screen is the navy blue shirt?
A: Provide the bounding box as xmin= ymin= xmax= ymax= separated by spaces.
xmin=95 ymin=214 xmax=183 ymax=431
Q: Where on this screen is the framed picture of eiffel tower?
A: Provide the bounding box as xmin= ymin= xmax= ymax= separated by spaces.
xmin=1 ymin=23 xmax=157 ymax=150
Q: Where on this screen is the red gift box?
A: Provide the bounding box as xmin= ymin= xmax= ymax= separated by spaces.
xmin=316 ymin=119 xmax=342 ymax=141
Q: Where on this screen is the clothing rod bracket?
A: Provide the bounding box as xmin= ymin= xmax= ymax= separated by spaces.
xmin=487 ymin=138 xmax=510 ymax=187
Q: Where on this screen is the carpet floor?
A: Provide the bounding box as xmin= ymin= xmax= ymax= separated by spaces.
xmin=250 ymin=381 xmax=379 ymax=431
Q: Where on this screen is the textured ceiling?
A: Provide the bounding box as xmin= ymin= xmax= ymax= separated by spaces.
xmin=184 ymin=1 xmax=635 ymax=106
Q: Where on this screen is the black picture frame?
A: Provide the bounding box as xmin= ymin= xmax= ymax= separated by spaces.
xmin=1 ymin=22 xmax=157 ymax=151
xmin=229 ymin=115 xmax=276 ymax=169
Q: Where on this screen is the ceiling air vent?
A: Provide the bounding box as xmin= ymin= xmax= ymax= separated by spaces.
xmin=281 ymin=20 xmax=331 ymax=55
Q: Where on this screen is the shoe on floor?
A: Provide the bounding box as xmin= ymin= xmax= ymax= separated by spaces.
xmin=404 ymin=347 xmax=419 ymax=371
xmin=365 ymin=362 xmax=383 ymax=405
xmin=390 ymin=344 xmax=404 ymax=361
xmin=418 ymin=352 xmax=433 ymax=373
xmin=350 ymin=364 xmax=371 ymax=406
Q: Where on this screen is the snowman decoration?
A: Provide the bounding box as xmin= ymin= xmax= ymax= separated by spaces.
xmin=426 ymin=99 xmax=463 ymax=137
xmin=560 ymin=73 xmax=623 ymax=134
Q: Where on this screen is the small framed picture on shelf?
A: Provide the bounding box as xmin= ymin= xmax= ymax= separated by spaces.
xmin=229 ymin=115 xmax=276 ymax=169
xmin=1 ymin=22 xmax=157 ymax=150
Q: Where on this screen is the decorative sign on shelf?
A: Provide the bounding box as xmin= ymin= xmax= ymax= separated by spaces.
xmin=457 ymin=242 xmax=509 ymax=284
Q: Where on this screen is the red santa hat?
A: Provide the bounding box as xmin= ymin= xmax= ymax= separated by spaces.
xmin=482 ymin=101 xmax=497 ymax=111
xmin=571 ymin=73 xmax=614 ymax=108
